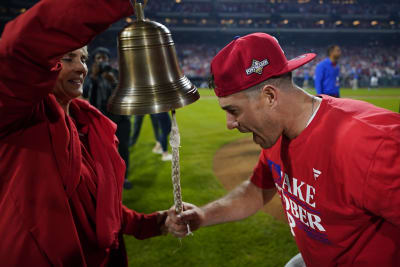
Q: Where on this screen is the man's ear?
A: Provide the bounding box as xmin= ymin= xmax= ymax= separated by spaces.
xmin=261 ymin=84 xmax=278 ymax=107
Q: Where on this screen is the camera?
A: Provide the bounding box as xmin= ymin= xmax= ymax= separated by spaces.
xmin=98 ymin=61 xmax=112 ymax=74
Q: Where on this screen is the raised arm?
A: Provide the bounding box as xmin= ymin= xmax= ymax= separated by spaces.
xmin=0 ymin=0 xmax=133 ymax=132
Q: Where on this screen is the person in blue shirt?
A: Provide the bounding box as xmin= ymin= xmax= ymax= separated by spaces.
xmin=314 ymin=45 xmax=341 ymax=97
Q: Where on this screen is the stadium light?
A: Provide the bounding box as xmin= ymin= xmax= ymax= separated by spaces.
xmin=317 ymin=20 xmax=324 ymax=25
xmin=221 ymin=19 xmax=234 ymax=25
xmin=201 ymin=19 xmax=207 ymax=25
xmin=335 ymin=20 xmax=342 ymax=25
xmin=390 ymin=20 xmax=395 ymax=25
xmin=175 ymin=0 xmax=181 ymax=3
xmin=371 ymin=21 xmax=378 ymax=26
xmin=266 ymin=19 xmax=271 ymax=24
xmin=353 ymin=20 xmax=360 ymax=26
xmin=20 ymin=8 xmax=26 ymax=13
xmin=126 ymin=17 xmax=133 ymax=23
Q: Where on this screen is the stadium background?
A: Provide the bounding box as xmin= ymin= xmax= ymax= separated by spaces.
xmin=1 ymin=0 xmax=400 ymax=266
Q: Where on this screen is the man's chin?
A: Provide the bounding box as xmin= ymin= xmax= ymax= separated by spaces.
xmin=252 ymin=133 xmax=265 ymax=146
xmin=253 ymin=134 xmax=275 ymax=149
xmin=259 ymin=143 xmax=273 ymax=149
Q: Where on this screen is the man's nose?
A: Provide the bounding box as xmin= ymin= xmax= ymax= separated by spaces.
xmin=226 ymin=113 xmax=238 ymax=130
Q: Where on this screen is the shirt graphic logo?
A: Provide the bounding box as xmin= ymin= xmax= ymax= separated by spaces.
xmin=313 ymin=168 xmax=321 ymax=180
xmin=246 ymin=59 xmax=269 ymax=75
xmin=267 ymin=159 xmax=331 ymax=245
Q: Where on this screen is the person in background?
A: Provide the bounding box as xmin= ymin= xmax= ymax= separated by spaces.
xmin=83 ymin=46 xmax=133 ymax=189
xmin=0 ymin=0 xmax=178 ymax=265
xmin=153 ymin=112 xmax=173 ymax=161
xmin=314 ymin=45 xmax=341 ymax=97
xmin=129 ymin=113 xmax=172 ymax=161
xmin=369 ymin=73 xmax=379 ymax=90
xmin=303 ymin=68 xmax=310 ymax=89
xmin=351 ymin=66 xmax=359 ymax=90
xmin=130 ymin=114 xmax=161 ymax=151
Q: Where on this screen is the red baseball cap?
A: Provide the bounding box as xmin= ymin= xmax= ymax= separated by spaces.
xmin=211 ymin=33 xmax=316 ymax=97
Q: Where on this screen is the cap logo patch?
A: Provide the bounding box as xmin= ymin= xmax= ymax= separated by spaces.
xmin=293 ymin=55 xmax=307 ymax=60
xmin=246 ymin=59 xmax=269 ymax=75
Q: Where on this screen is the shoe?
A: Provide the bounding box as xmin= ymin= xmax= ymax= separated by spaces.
xmin=161 ymin=153 xmax=172 ymax=161
xmin=152 ymin=142 xmax=163 ymax=154
xmin=123 ymin=180 xmax=133 ymax=190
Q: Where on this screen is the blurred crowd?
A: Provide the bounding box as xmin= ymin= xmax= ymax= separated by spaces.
xmin=146 ymin=1 xmax=400 ymax=16
xmin=215 ymin=2 xmax=399 ymax=15
xmin=141 ymin=0 xmax=400 ymax=30
xmin=173 ymin=44 xmax=400 ymax=88
xmin=176 ymin=44 xmax=218 ymax=81
xmin=290 ymin=46 xmax=400 ymax=88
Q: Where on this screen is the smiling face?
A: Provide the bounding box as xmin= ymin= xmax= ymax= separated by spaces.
xmin=53 ymin=47 xmax=88 ymax=104
xmin=218 ymin=86 xmax=284 ymax=149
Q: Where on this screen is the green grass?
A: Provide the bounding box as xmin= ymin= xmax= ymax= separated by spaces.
xmin=123 ymin=87 xmax=399 ymax=266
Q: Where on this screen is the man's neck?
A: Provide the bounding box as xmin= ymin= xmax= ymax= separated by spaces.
xmin=282 ymin=90 xmax=320 ymax=140
xmin=329 ymin=56 xmax=337 ymax=64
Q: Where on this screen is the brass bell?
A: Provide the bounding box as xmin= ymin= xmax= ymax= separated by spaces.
xmin=107 ymin=2 xmax=200 ymax=115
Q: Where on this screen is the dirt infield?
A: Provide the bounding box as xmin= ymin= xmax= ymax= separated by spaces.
xmin=213 ymin=136 xmax=286 ymax=222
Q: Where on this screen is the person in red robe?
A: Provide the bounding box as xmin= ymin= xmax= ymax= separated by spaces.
xmin=0 ymin=0 xmax=171 ymax=266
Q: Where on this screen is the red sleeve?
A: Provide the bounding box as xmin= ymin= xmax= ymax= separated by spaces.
xmin=0 ymin=0 xmax=133 ymax=134
xmin=121 ymin=205 xmax=166 ymax=240
xmin=250 ymin=150 xmax=276 ymax=190
xmin=363 ymin=131 xmax=400 ymax=227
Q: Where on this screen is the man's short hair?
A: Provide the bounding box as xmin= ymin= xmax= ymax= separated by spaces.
xmin=245 ymin=72 xmax=293 ymax=98
xmin=327 ymin=45 xmax=339 ymax=56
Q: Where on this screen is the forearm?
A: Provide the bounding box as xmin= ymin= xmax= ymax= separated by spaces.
xmin=200 ymin=181 xmax=273 ymax=227
xmin=122 ymin=205 xmax=168 ymax=240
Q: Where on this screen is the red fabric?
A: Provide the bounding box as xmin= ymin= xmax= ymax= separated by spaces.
xmin=251 ymin=96 xmax=400 ymax=266
xmin=0 ymin=0 xmax=163 ymax=266
xmin=211 ymin=33 xmax=316 ymax=97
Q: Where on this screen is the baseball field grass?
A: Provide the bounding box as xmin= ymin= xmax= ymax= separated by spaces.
xmin=124 ymin=87 xmax=400 ymax=267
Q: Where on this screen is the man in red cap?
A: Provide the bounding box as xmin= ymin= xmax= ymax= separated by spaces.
xmin=166 ymin=33 xmax=400 ymax=266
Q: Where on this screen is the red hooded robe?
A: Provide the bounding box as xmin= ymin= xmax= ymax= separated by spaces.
xmin=0 ymin=0 xmax=164 ymax=266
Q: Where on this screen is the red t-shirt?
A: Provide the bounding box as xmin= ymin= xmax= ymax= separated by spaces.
xmin=251 ymin=96 xmax=400 ymax=266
